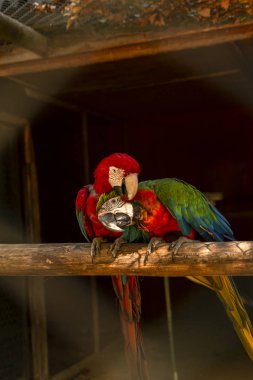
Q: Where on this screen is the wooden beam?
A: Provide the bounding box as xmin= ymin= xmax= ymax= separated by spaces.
xmin=58 ymin=69 xmax=240 ymax=94
xmin=0 ymin=13 xmax=48 ymax=56
xmin=24 ymin=87 xmax=80 ymax=112
xmin=0 ymin=241 xmax=253 ymax=276
xmin=0 ymin=111 xmax=28 ymax=127
xmin=0 ymin=21 xmax=253 ymax=76
xmin=27 ymin=277 xmax=48 ymax=380
xmin=23 ymin=125 xmax=49 ymax=380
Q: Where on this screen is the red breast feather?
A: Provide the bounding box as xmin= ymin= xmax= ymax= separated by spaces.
xmin=134 ymin=189 xmax=181 ymax=237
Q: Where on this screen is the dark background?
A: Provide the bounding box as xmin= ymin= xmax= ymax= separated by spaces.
xmin=1 ymin=41 xmax=253 ymax=379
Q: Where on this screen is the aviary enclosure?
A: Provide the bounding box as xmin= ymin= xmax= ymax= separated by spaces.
xmin=1 ymin=1 xmax=253 ymax=379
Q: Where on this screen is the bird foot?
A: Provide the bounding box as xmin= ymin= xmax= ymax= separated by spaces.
xmin=145 ymin=237 xmax=166 ymax=263
xmin=91 ymin=237 xmax=107 ymax=262
xmin=109 ymin=237 xmax=126 ymax=258
xmin=169 ymin=236 xmax=199 ymax=257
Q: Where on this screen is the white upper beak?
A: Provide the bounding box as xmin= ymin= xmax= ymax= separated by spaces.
xmin=124 ymin=173 xmax=138 ymax=200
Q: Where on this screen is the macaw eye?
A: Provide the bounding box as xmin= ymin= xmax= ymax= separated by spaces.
xmin=112 ymin=168 xmax=117 ymax=173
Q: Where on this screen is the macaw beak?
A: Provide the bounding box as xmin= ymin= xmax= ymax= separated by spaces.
xmin=113 ymin=173 xmax=138 ymax=200
xmin=98 ymin=210 xmax=131 ymax=232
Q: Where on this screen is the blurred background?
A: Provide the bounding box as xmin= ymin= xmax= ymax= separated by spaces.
xmin=1 ymin=1 xmax=253 ymax=379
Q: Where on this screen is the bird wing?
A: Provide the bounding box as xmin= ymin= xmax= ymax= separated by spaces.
xmin=143 ymin=179 xmax=253 ymax=359
xmin=75 ymin=185 xmax=94 ymax=242
xmin=140 ymin=178 xmax=234 ymax=241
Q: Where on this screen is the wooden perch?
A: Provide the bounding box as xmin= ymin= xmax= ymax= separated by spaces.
xmin=0 ymin=241 xmax=253 ymax=276
xmin=0 ymin=13 xmax=48 ymax=56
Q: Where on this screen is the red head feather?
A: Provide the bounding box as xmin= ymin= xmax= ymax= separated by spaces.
xmin=93 ymin=153 xmax=140 ymax=195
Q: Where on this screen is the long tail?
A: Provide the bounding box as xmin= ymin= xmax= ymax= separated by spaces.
xmin=188 ymin=275 xmax=253 ymax=360
xmin=112 ymin=275 xmax=150 ymax=380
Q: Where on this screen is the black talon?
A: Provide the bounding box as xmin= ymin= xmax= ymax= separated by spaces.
xmin=169 ymin=236 xmax=200 ymax=257
xmin=145 ymin=237 xmax=165 ymax=262
xmin=109 ymin=238 xmax=126 ymax=258
xmin=90 ymin=237 xmax=106 ymax=262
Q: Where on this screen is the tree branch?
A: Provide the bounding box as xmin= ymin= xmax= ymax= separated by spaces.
xmin=0 ymin=241 xmax=253 ymax=276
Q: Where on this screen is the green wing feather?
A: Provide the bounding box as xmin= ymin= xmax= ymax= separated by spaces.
xmin=139 ymin=178 xmax=234 ymax=241
xmin=76 ymin=208 xmax=90 ymax=242
xmin=140 ymin=180 xmax=253 ymax=362
xmin=75 ymin=186 xmax=93 ymax=243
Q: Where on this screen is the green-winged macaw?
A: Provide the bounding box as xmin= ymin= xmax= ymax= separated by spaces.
xmin=97 ymin=178 xmax=253 ymax=361
xmin=75 ymin=153 xmax=149 ymax=380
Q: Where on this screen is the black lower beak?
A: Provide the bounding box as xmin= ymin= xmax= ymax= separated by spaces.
xmin=113 ymin=186 xmax=123 ymax=196
xmin=115 ymin=213 xmax=131 ymax=227
xmin=99 ymin=212 xmax=131 ymax=228
xmin=113 ymin=178 xmax=127 ymax=196
xmin=99 ymin=213 xmax=115 ymax=225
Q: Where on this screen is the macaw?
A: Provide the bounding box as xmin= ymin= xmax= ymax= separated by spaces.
xmin=97 ymin=178 xmax=253 ymax=361
xmin=75 ymin=153 xmax=149 ymax=380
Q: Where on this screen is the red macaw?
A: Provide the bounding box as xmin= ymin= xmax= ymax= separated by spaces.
xmin=97 ymin=178 xmax=253 ymax=361
xmin=75 ymin=153 xmax=149 ymax=380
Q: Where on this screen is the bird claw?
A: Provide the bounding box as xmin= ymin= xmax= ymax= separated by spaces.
xmin=109 ymin=238 xmax=126 ymax=258
xmin=91 ymin=237 xmax=106 ymax=262
xmin=145 ymin=237 xmax=165 ymax=263
xmin=169 ymin=236 xmax=199 ymax=257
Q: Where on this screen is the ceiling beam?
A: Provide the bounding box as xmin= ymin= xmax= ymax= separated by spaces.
xmin=0 ymin=21 xmax=253 ymax=76
xmin=24 ymin=87 xmax=80 ymax=112
xmin=0 ymin=111 xmax=28 ymax=127
xmin=58 ymin=69 xmax=241 ymax=94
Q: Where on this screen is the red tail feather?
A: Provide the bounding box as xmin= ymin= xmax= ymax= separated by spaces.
xmin=112 ymin=276 xmax=150 ymax=380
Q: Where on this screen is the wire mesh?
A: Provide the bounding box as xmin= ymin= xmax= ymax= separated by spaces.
xmin=0 ymin=0 xmax=69 ymax=33
xmin=1 ymin=1 xmax=253 ymax=41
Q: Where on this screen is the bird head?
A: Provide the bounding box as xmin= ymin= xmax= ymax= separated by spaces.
xmin=93 ymin=153 xmax=140 ymax=199
xmin=97 ymin=192 xmax=135 ymax=232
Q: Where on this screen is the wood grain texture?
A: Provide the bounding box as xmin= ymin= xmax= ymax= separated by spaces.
xmin=0 ymin=241 xmax=253 ymax=276
xmin=23 ymin=124 xmax=49 ymax=380
xmin=0 ymin=21 xmax=253 ymax=76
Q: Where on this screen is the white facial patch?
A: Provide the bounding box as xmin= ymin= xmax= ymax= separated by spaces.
xmin=116 ymin=202 xmax=134 ymax=219
xmin=108 ymin=166 xmax=125 ymax=187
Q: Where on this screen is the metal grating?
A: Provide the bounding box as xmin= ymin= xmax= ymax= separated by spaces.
xmin=0 ymin=0 xmax=69 ymax=33
xmin=1 ymin=1 xmax=253 ymax=54
xmin=2 ymin=1 xmax=253 ymax=40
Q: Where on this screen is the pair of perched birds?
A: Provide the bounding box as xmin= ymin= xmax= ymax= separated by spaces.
xmin=76 ymin=152 xmax=253 ymax=380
